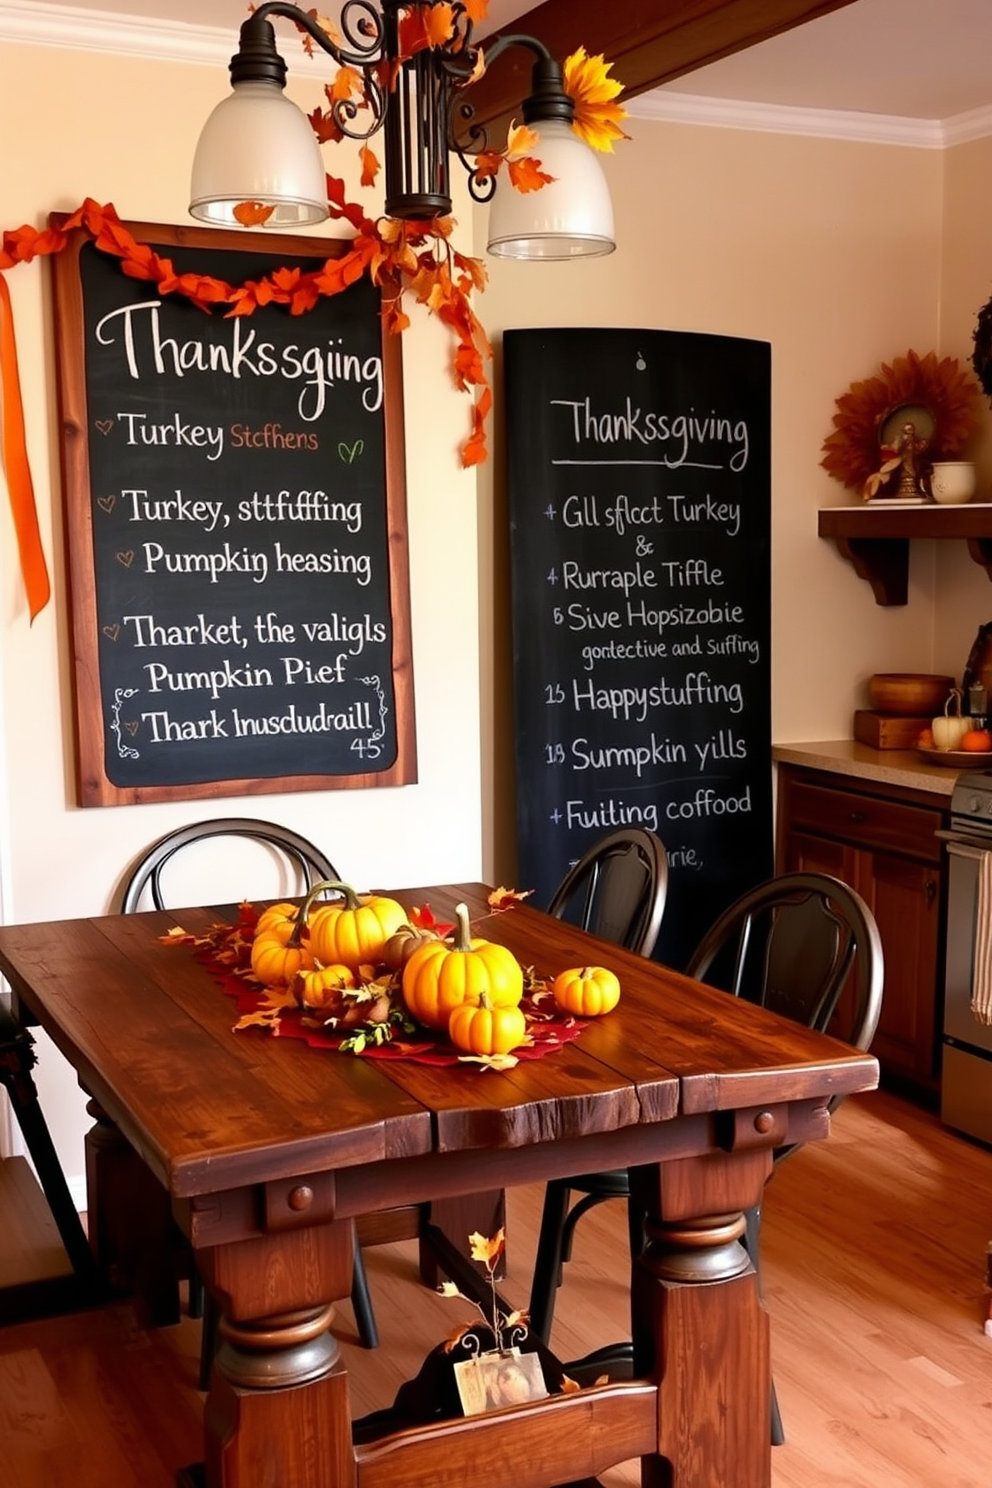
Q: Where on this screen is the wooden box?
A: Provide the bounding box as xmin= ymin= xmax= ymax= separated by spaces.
xmin=853 ymin=710 xmax=930 ymax=750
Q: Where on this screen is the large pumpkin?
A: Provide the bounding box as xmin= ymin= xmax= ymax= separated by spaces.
xmin=402 ymin=902 xmax=523 ymax=1031
xmin=301 ymin=880 xmax=407 ymax=972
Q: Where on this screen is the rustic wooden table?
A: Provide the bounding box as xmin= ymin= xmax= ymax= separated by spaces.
xmin=0 ymin=882 xmax=878 ymax=1488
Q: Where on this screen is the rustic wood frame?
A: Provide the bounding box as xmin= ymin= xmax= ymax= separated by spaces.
xmin=49 ymin=217 xmax=415 ymax=807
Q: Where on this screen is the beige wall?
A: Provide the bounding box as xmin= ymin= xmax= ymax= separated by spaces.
xmin=2 ymin=37 xmax=990 ymax=1186
xmin=0 ymin=38 xmax=483 ymax=1176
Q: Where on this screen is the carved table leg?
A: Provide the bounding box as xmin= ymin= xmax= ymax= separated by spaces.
xmin=630 ymin=1150 xmax=772 ymax=1488
xmin=194 ymin=1220 xmax=358 ymax=1488
xmin=202 ymin=1304 xmax=355 ymax=1488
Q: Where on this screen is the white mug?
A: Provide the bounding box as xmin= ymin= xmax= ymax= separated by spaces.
xmin=929 ymin=461 xmax=976 ymax=504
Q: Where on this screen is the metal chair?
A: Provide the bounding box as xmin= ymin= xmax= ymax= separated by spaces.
xmin=545 ymin=826 xmax=668 ymax=957
xmin=531 ymin=870 xmax=883 ymax=1443
xmin=526 ymin=828 xmax=668 ymax=1345
xmin=119 ymin=817 xmax=379 ymax=1375
xmin=683 ymin=870 xmax=883 ymax=1443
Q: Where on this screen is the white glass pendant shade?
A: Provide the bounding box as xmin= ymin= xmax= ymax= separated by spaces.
xmin=190 ymin=80 xmax=330 ymax=229
xmin=486 ymin=118 xmax=615 ymax=260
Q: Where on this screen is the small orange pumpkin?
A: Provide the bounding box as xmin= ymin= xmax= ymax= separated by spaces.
xmin=250 ymin=925 xmax=315 ymax=988
xmin=254 ymin=901 xmax=303 ymax=937
xmin=448 ymin=991 xmax=527 ymax=1056
xmin=295 ymin=963 xmax=356 ymax=1011
xmin=401 ymin=903 xmax=523 ymax=1031
xmin=551 ymin=965 xmax=621 ymax=1017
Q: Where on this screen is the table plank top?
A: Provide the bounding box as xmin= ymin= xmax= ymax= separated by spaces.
xmin=0 ymin=882 xmax=878 ymax=1198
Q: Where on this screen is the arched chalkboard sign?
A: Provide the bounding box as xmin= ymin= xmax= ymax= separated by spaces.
xmin=504 ymin=327 xmax=772 ymax=970
xmin=50 ymin=217 xmax=415 ymax=807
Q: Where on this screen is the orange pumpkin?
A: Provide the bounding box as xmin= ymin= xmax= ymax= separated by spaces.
xmin=448 ymin=992 xmax=527 ymax=1056
xmin=254 ymin=901 xmax=303 ymax=937
xmin=551 ymin=965 xmax=621 ymax=1017
xmin=295 ymin=963 xmax=356 ymax=1011
xmin=250 ymin=926 xmax=314 ymax=988
xmin=299 ymin=880 xmax=407 ymax=972
xmin=402 ymin=903 xmax=523 ymax=1031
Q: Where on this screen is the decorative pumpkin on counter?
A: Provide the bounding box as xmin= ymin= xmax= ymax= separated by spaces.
xmin=382 ymin=920 xmax=442 ymax=973
xmin=300 ymin=880 xmax=407 ymax=972
xmin=551 ymin=965 xmax=621 ymax=1017
xmin=294 ymin=963 xmax=356 ymax=1012
xmin=932 ymin=689 xmax=970 ymax=751
xmin=401 ymin=902 xmax=524 ymax=1031
xmin=448 ymin=991 xmax=527 ymax=1057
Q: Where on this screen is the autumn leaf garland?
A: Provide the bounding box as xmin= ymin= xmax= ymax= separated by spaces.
xmin=0 ymin=20 xmax=627 ymax=616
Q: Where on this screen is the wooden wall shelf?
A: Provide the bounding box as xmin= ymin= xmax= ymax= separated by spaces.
xmin=818 ymin=505 xmax=992 ymax=605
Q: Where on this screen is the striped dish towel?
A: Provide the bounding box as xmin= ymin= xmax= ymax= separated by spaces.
xmin=972 ymin=850 xmax=992 ymax=1025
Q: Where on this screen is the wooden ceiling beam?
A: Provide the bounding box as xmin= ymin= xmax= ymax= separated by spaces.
xmin=469 ymin=0 xmax=858 ymax=135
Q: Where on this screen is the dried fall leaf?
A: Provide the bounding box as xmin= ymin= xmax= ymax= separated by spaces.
xmin=329 ymin=64 xmax=364 ymax=104
xmin=468 ymin=1228 xmax=506 ymax=1266
xmin=457 ymin=1051 xmax=519 ymax=1070
xmin=359 ymin=144 xmax=379 ymax=189
xmin=505 ymin=121 xmax=540 ymax=160
xmin=487 ymin=886 xmax=533 ymax=911
xmin=308 ymin=105 xmax=344 ymax=144
xmin=472 ymin=149 xmax=502 ymax=183
xmin=463 ymin=0 xmax=489 ymax=21
xmin=232 ymin=200 xmax=275 ymax=228
xmin=508 ymin=156 xmax=554 ymax=194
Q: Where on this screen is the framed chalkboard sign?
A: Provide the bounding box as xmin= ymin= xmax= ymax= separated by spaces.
xmin=50 ymin=218 xmax=415 ymax=806
xmin=505 ymin=326 xmax=772 ymax=972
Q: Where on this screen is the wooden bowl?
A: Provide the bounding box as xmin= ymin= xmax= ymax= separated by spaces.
xmin=867 ymin=673 xmax=954 ymax=716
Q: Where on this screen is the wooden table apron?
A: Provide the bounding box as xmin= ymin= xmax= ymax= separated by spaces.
xmin=0 ymin=882 xmax=878 ymax=1488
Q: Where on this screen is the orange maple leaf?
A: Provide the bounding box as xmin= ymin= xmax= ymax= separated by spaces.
xmin=329 ymin=64 xmax=365 ymax=104
xmin=233 ymin=200 xmax=275 ymax=228
xmin=487 ymin=886 xmax=534 ymax=912
xmin=469 ymin=1228 xmax=505 ymax=1266
xmin=563 ymin=46 xmax=629 ymax=153
xmin=359 ymin=144 xmax=379 ymax=189
xmin=308 ymin=105 xmax=344 ymax=145
xmin=472 ymin=149 xmax=502 ymax=183
xmin=508 ymin=155 xmax=554 ymax=193
xmin=505 ymin=120 xmax=539 ymax=160
xmin=399 ymin=2 xmax=456 ymax=57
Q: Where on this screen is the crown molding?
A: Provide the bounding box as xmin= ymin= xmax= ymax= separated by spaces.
xmin=3 ymin=2 xmax=991 ymax=149
xmin=628 ymin=90 xmax=992 ymax=150
xmin=0 ymin=0 xmax=333 ymax=74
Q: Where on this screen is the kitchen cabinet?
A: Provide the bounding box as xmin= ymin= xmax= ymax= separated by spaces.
xmin=818 ymin=505 xmax=992 ymax=604
xmin=776 ymin=762 xmax=947 ymax=1105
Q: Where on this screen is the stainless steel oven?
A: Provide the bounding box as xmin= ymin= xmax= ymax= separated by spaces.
xmin=939 ymin=770 xmax=992 ymax=1145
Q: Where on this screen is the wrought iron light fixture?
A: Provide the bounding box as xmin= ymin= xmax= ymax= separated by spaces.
xmin=189 ymin=0 xmax=615 ymax=260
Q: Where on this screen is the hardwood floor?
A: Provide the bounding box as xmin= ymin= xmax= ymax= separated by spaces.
xmin=2 ymin=1088 xmax=990 ymax=1487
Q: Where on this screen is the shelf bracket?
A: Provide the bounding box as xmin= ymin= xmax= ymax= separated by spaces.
xmin=830 ymin=535 xmax=908 ymax=606
xmin=966 ymin=537 xmax=992 ymax=579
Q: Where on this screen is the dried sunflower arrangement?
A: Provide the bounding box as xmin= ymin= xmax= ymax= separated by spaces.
xmin=821 ymin=349 xmax=982 ymax=500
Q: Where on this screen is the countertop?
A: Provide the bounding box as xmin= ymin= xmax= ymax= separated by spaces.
xmin=771 ymin=739 xmax=970 ymax=797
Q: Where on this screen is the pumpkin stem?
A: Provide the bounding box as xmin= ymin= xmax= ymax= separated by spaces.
xmin=297 ymin=879 xmax=358 ymax=930
xmin=452 ymin=902 xmax=474 ymax=953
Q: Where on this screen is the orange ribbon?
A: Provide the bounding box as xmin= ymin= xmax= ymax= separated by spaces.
xmin=0 ymin=272 xmax=50 ymax=621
